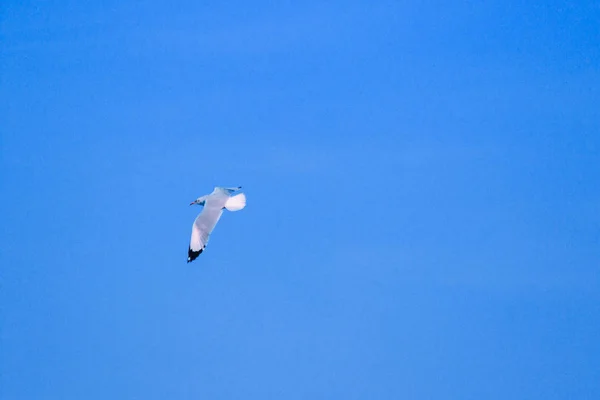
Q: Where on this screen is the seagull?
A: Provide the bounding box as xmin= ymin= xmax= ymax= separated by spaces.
xmin=187 ymin=186 xmax=246 ymax=262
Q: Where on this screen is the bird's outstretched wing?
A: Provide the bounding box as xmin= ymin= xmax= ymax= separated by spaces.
xmin=188 ymin=200 xmax=224 ymax=262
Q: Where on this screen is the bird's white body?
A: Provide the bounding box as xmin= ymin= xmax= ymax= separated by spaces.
xmin=187 ymin=186 xmax=245 ymax=262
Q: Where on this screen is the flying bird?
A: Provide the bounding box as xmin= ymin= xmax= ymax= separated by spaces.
xmin=187 ymin=186 xmax=246 ymax=262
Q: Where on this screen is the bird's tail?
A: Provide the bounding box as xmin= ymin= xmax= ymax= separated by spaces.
xmin=225 ymin=193 xmax=246 ymax=211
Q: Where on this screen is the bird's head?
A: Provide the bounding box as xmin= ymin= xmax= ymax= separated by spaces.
xmin=190 ymin=196 xmax=207 ymax=206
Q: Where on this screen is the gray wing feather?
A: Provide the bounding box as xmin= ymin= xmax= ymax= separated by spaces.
xmin=188 ymin=196 xmax=226 ymax=261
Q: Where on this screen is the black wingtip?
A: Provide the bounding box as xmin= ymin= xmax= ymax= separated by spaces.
xmin=187 ymin=247 xmax=203 ymax=263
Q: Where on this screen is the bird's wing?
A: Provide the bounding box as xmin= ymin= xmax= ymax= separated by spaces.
xmin=188 ymin=200 xmax=224 ymax=262
xmin=215 ymin=186 xmax=241 ymax=195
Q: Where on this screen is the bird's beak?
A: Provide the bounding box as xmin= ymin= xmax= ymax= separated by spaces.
xmin=189 ymin=201 xmax=195 ymax=205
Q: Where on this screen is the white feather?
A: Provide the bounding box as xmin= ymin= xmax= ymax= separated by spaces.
xmin=225 ymin=193 xmax=246 ymax=211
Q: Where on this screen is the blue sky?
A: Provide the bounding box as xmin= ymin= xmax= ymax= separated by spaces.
xmin=1 ymin=1 xmax=599 ymax=399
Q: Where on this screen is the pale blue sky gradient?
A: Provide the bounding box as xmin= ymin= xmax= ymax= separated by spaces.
xmin=1 ymin=1 xmax=599 ymax=399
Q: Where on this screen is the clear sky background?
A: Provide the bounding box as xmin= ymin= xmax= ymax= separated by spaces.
xmin=1 ymin=1 xmax=599 ymax=399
